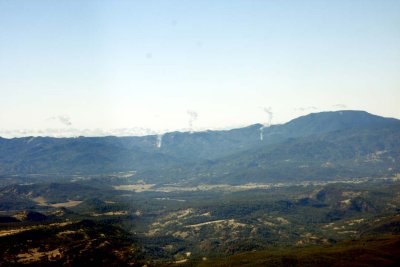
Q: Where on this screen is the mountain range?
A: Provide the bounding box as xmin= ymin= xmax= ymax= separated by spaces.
xmin=1 ymin=110 xmax=399 ymax=184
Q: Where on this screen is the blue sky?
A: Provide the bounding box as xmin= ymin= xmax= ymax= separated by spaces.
xmin=0 ymin=0 xmax=399 ymax=137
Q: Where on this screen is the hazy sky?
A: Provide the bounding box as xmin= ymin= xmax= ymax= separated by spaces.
xmin=1 ymin=0 xmax=399 ymax=137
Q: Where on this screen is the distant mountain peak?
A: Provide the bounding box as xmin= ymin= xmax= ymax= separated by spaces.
xmin=281 ymin=110 xmax=400 ymax=137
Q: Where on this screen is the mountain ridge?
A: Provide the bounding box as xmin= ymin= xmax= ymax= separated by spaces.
xmin=0 ymin=110 xmax=399 ymax=184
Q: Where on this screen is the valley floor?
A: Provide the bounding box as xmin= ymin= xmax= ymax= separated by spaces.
xmin=1 ymin=174 xmax=400 ymax=266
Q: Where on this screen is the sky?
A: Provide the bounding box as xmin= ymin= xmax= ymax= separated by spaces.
xmin=0 ymin=0 xmax=399 ymax=137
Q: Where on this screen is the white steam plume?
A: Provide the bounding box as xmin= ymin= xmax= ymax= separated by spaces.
xmin=187 ymin=110 xmax=198 ymax=133
xmin=259 ymin=107 xmax=273 ymax=141
xmin=156 ymin=134 xmax=163 ymax=148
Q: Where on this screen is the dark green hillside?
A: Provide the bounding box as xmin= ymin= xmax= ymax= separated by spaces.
xmin=139 ymin=111 xmax=400 ymax=184
xmin=0 ymin=136 xmax=179 ymax=175
xmin=0 ymin=111 xmax=399 ymax=184
xmin=194 ymin=234 xmax=400 ymax=267
xmin=194 ymin=127 xmax=400 ymax=184
xmin=157 ymin=123 xmax=262 ymax=160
